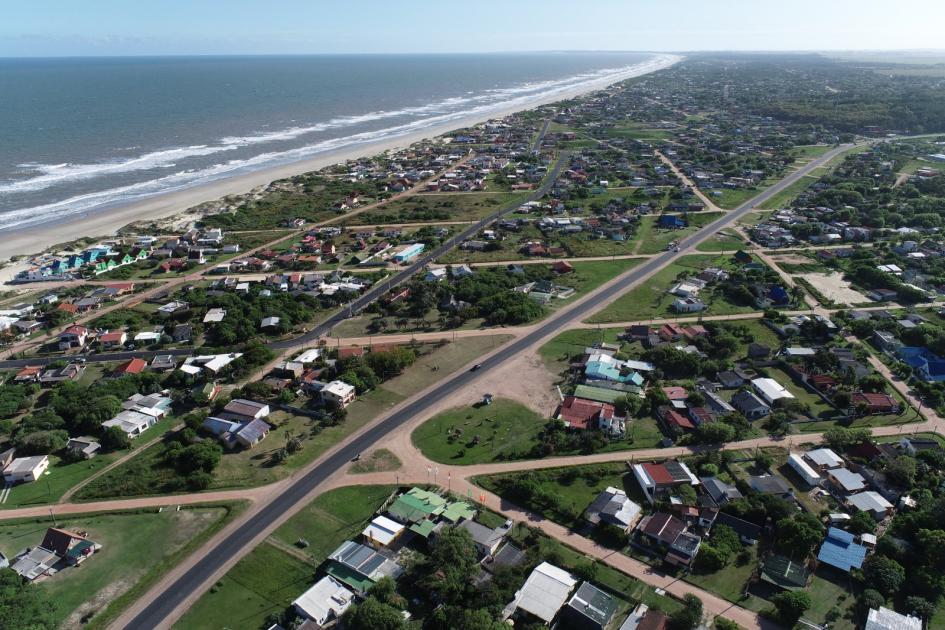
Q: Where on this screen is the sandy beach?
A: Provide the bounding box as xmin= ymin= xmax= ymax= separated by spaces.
xmin=0 ymin=54 xmax=680 ymax=262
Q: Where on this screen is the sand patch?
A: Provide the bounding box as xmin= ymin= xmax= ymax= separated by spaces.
xmin=771 ymin=254 xmax=816 ymax=266
xmin=804 ymin=272 xmax=869 ymax=305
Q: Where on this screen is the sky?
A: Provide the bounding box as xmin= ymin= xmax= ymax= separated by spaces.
xmin=2 ymin=0 xmax=944 ymax=57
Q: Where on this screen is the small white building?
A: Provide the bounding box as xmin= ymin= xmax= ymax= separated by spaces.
xmin=362 ymin=515 xmax=405 ymax=548
xmin=3 ymin=456 xmax=49 ymax=483
xmin=510 ymin=562 xmax=578 ymax=624
xmin=751 ymin=377 xmax=795 ymax=405
xmin=805 ymin=448 xmax=844 ymax=471
xmin=865 ymin=606 xmax=922 ymax=630
xmin=322 ymin=380 xmax=356 ymax=408
xmin=788 ymin=453 xmax=821 ymax=486
xmin=295 ymin=348 xmax=322 ymax=364
xmin=292 ymin=576 xmax=355 ymax=626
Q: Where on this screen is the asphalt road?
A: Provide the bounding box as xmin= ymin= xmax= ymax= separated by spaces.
xmin=126 ymin=143 xmax=854 ymax=629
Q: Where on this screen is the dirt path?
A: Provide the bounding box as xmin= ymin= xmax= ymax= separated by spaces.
xmin=654 ymin=150 xmax=724 ymax=213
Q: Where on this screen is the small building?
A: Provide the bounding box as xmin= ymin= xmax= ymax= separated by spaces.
xmin=325 ymin=540 xmax=403 ymax=595
xmin=788 ymin=453 xmax=822 ymax=487
xmin=362 ymin=515 xmax=406 ymax=549
xmin=700 ymin=476 xmax=743 ymax=505
xmin=851 ymin=392 xmax=900 ymax=415
xmin=322 ymin=380 xmax=356 ymax=408
xmin=828 ymin=468 xmax=867 ymax=494
xmin=66 ymin=437 xmax=101 ymax=459
xmin=221 ymin=399 xmax=270 ymax=423
xmin=731 ymin=390 xmax=771 ymax=419
xmin=561 ymin=581 xmax=618 ymax=630
xmin=584 ymin=487 xmax=642 ymax=530
xmin=392 ymin=242 xmax=425 ymax=263
xmin=749 ymin=475 xmax=793 ymax=498
xmin=632 ymin=461 xmax=698 ymax=504
xmin=509 ymin=561 xmax=578 ymax=624
xmin=865 ymin=606 xmax=923 ymax=630
xmin=751 ymin=377 xmax=794 ymax=405
xmin=817 ymin=527 xmax=867 ymax=572
xmin=458 ymin=519 xmax=511 ymax=559
xmin=234 ymin=418 xmax=271 ymax=448
xmin=847 ymin=491 xmax=894 ymax=521
xmin=3 ymin=455 xmax=49 ymax=483
xmin=805 ymin=448 xmax=844 ymax=471
xmin=292 ymin=576 xmax=355 ymax=626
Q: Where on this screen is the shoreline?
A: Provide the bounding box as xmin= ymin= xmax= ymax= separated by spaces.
xmin=0 ymin=54 xmax=680 ymax=261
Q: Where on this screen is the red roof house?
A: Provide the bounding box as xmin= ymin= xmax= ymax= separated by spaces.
xmin=113 ymin=358 xmax=147 ymax=376
xmin=851 ymin=392 xmax=900 ymax=414
xmin=556 ymin=396 xmax=615 ymax=430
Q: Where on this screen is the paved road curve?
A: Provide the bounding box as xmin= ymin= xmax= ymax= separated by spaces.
xmin=124 ymin=143 xmax=854 ymax=629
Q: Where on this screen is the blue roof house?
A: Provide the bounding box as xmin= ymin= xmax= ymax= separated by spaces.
xmin=897 ymin=347 xmax=945 ymax=382
xmin=659 ymin=215 xmax=687 ymax=229
xmin=768 ymin=286 xmax=790 ymax=305
xmin=817 ymin=527 xmax=866 ymax=572
xmin=585 ymin=361 xmax=643 ymax=386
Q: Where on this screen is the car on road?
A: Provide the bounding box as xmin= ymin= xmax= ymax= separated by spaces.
xmin=470 ymin=363 xmax=483 ymax=371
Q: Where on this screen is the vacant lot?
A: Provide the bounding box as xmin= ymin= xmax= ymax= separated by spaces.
xmin=803 ymin=272 xmax=870 ymax=305
xmin=350 ymin=192 xmax=529 ymax=225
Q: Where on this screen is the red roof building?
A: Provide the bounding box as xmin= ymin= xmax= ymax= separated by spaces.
xmin=56 ymin=302 xmax=79 ymax=315
xmin=338 ymin=346 xmax=365 ymax=359
xmin=104 ymin=282 xmax=135 ymax=294
xmin=551 ymin=261 xmax=574 ymax=274
xmin=662 ymin=386 xmax=688 ymax=400
xmin=659 ymin=323 xmax=686 ymax=341
xmin=556 ymin=396 xmax=615 ymax=430
xmin=114 ymin=358 xmax=147 ymax=375
xmin=851 ymin=392 xmax=900 ymax=414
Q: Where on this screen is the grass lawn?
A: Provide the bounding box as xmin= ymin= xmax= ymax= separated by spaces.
xmin=695 ymin=230 xmax=746 ymax=252
xmin=350 ymin=192 xmax=529 ymax=225
xmin=178 ymin=485 xmax=393 ymax=630
xmin=0 ymin=504 xmax=242 ymax=629
xmin=412 ymin=398 xmax=548 ymax=464
xmin=350 ymin=448 xmax=402 ymax=474
xmin=804 ymin=569 xmax=858 ymax=629
xmin=604 ymin=122 xmax=674 ymax=142
xmin=586 ymin=254 xmax=757 ymax=323
xmin=635 ymin=212 xmax=725 ymax=255
xmin=477 ymin=463 xmax=636 ymax=526
xmin=757 ymin=175 xmax=818 ymax=210
xmin=2 ymin=453 xmax=119 ymax=509
xmin=686 ymin=545 xmax=762 ymax=605
xmin=77 ymin=337 xmax=510 ymax=498
xmin=538 ymin=328 xmax=623 ymax=377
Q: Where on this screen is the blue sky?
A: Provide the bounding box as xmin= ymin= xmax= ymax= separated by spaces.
xmin=2 ymin=0 xmax=943 ymax=56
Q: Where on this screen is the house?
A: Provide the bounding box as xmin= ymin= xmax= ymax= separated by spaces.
xmin=751 ymin=378 xmax=794 ymax=405
xmin=113 ymin=358 xmax=147 ymax=376
xmin=805 ymin=448 xmax=844 ymax=471
xmin=10 ymin=547 xmax=58 ymax=581
xmin=220 ymin=399 xmax=270 ymax=423
xmin=827 ymin=468 xmax=867 ymax=493
xmin=561 ymin=582 xmax=618 ymax=630
xmin=38 ymin=363 xmax=85 ymax=384
xmin=632 ymin=461 xmax=698 ymax=504
xmin=584 ymin=487 xmax=642 ymax=530
xmin=847 ymin=491 xmax=894 ymax=521
xmin=234 ymin=418 xmax=271 ymax=448
xmin=619 ymin=605 xmax=670 ymax=630
xmin=749 ymin=475 xmax=793 ymax=498
xmin=658 ymin=215 xmax=686 ymax=229
xmin=203 ymin=308 xmax=226 ymax=323
xmin=900 ymin=437 xmax=941 ymax=456
xmin=556 ymin=396 xmax=616 ymax=431
xmin=458 ymin=519 xmax=511 ymax=558
xmin=716 ymin=370 xmax=745 ymax=389
xmin=260 ymin=316 xmax=281 ymax=330
xmin=292 ymin=576 xmax=355 ymax=626
xmin=636 ymin=512 xmax=701 ymax=567
xmin=322 ymin=380 xmax=356 ymax=408
xmin=325 ymin=540 xmax=403 ymax=594
xmin=789 ymin=454 xmax=822 ymax=486
xmin=295 ymin=348 xmax=322 ymax=364
xmin=700 ymin=477 xmax=743 ymax=505
xmin=150 ymin=355 xmax=178 ymax=371
xmin=13 ymin=366 xmax=43 ymax=383
xmin=509 ymin=562 xmax=578 ymax=624
xmin=362 ymin=515 xmax=406 ymax=549
xmin=817 ymin=527 xmax=867 ymax=572
xmin=731 ymin=390 xmax=770 ymax=419
xmin=659 ymin=407 xmax=695 ymax=433
xmin=851 ymin=392 xmax=900 ymax=414
xmin=873 ymin=330 xmax=901 ymax=353
xmin=865 ymin=606 xmax=923 ymax=630
xmin=391 ymin=242 xmax=424 ymax=263
xmin=66 ymin=437 xmax=101 ymax=459
xmin=102 ymin=410 xmax=156 ymax=437
xmin=715 ymin=512 xmax=761 ymax=544
xmin=98 ymin=331 xmax=127 ymax=349
xmin=672 ymin=297 xmax=706 ymax=313
xmin=171 ymin=324 xmax=193 ymax=342
xmin=58 ymin=325 xmax=89 ymax=350
xmin=39 ymin=527 xmax=100 ymax=566
xmin=897 ymin=346 xmax=945 ymax=382
xmin=748 ymin=343 xmax=771 ymax=359
xmin=3 ymin=455 xmax=49 ymax=483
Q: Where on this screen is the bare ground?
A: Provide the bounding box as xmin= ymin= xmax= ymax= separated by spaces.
xmin=804 ymin=271 xmax=869 ymax=305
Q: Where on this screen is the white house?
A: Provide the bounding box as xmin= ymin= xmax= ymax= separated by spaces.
xmin=362 ymin=515 xmax=405 ymax=548
xmin=751 ymin=378 xmax=794 ymax=405
xmin=788 ymin=453 xmax=821 ymax=486
xmin=865 ymin=606 xmax=922 ymax=630
xmin=292 ymin=576 xmax=355 ymax=626
xmin=322 ymin=380 xmax=356 ymax=408
xmin=102 ymin=410 xmax=156 ymax=438
xmin=295 ymin=348 xmax=322 ymax=364
xmin=202 ymin=308 xmax=226 ymax=324
xmin=3 ymin=456 xmax=49 ymax=483
xmin=510 ymin=562 xmax=578 ymax=624
xmin=672 ymin=297 xmax=706 ymax=313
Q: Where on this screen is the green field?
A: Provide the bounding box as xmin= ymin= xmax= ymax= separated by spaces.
xmin=757 ymin=174 xmax=819 ymax=210
xmin=178 ymin=485 xmax=393 ymax=630
xmin=349 ymin=448 xmax=402 ymax=474
xmin=0 ymin=504 xmax=242 ymax=629
xmin=694 ymin=229 xmax=746 ymax=252
xmin=586 ymin=254 xmax=759 ymax=323
xmin=412 ymin=398 xmax=548 ymax=464
xmin=350 ymin=192 xmax=530 ymax=225
xmin=634 ymin=212 xmax=725 ymax=255
xmin=604 ymin=122 xmax=674 ymax=142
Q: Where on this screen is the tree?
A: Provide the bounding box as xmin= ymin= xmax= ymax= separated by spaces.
xmin=0 ymin=567 xmax=56 ymax=629
xmin=775 ymin=513 xmax=823 ymax=558
xmin=753 ymin=451 xmax=773 ymax=471
xmin=823 ymin=426 xmax=871 ymax=450
xmin=714 ymin=619 xmax=740 ymax=630
xmin=905 ymin=596 xmax=937 ymax=620
xmin=848 ymin=510 xmax=876 ymax=535
xmin=100 ymin=425 xmax=131 ymax=451
xmin=864 ymin=555 xmax=905 ymax=596
xmin=697 ymin=422 xmax=735 ymax=444
xmin=343 ymin=598 xmax=406 ymax=630
xmin=694 ymin=544 xmax=727 ymax=573
xmin=886 ymin=455 xmax=917 ymax=488
xmin=856 ymin=589 xmax=885 ymax=620
xmin=426 ymin=526 xmax=479 ymax=604
xmin=671 ymin=594 xmax=704 ymax=630
xmin=771 ymin=590 xmax=811 ymax=625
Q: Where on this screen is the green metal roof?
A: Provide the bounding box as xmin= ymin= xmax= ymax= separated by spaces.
xmin=326 ymin=563 xmax=374 ymax=593
xmin=573 ymin=384 xmax=625 ymax=404
xmin=409 ymin=519 xmax=437 ymax=538
xmin=441 ymin=501 xmax=476 ymax=523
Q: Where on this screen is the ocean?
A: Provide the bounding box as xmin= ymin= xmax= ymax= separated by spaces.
xmin=0 ymin=52 xmax=662 ymax=233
